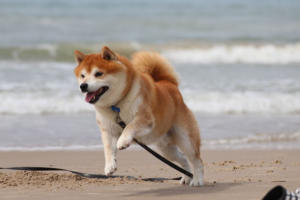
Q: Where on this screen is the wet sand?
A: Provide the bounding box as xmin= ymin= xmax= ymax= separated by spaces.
xmin=0 ymin=149 xmax=299 ymax=200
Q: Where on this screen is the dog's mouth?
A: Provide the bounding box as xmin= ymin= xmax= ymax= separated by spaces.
xmin=85 ymin=86 xmax=109 ymax=104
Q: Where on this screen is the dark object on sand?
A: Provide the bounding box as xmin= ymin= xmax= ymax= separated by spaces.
xmin=263 ymin=185 xmax=300 ymax=200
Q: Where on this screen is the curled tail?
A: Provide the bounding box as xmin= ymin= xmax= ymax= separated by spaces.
xmin=132 ymin=51 xmax=179 ymax=86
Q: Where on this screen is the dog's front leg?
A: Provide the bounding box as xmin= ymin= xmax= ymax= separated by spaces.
xmin=97 ymin=119 xmax=122 ymax=176
xmin=101 ymin=129 xmax=119 ymax=176
xmin=117 ymin=114 xmax=153 ymax=150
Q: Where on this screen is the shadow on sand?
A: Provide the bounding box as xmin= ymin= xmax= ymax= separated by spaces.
xmin=124 ymin=182 xmax=242 ymax=197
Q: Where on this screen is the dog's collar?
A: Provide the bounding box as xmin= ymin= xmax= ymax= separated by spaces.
xmin=111 ymin=105 xmax=126 ymax=128
xmin=111 ymin=105 xmax=120 ymax=113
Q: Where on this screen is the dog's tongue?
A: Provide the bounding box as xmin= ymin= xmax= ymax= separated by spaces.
xmin=85 ymin=91 xmax=98 ymax=102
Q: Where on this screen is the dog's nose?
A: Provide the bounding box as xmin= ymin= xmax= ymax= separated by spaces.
xmin=80 ymin=83 xmax=88 ymax=92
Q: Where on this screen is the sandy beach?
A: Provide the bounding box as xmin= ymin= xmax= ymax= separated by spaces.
xmin=1 ymin=0 xmax=300 ymax=199
xmin=0 ymin=149 xmax=299 ymax=200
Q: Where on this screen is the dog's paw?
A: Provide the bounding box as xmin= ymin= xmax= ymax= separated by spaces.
xmin=104 ymin=160 xmax=117 ymax=176
xmin=180 ymin=176 xmax=191 ymax=185
xmin=117 ymin=135 xmax=133 ymax=150
xmin=189 ymin=178 xmax=204 ymax=187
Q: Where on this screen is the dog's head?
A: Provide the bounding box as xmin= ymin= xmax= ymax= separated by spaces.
xmin=74 ymin=46 xmax=129 ymax=107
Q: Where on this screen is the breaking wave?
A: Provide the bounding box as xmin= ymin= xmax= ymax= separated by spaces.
xmin=0 ymin=60 xmax=299 ymax=115
xmin=203 ymin=131 xmax=300 ymax=149
xmin=2 ymin=42 xmax=300 ymax=64
xmin=184 ymin=91 xmax=300 ymax=114
xmin=0 ymin=145 xmax=103 ymax=152
xmin=0 ymin=94 xmax=93 ymax=115
xmin=0 ymin=91 xmax=299 ymax=115
xmin=0 ymin=43 xmax=140 ymax=62
xmin=163 ymin=43 xmax=300 ymax=64
xmin=0 ymin=132 xmax=299 ymax=151
xmin=205 ymin=132 xmax=300 ymax=145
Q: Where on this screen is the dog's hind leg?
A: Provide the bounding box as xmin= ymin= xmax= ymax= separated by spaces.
xmin=173 ymin=125 xmax=204 ymax=187
xmin=156 ymin=137 xmax=191 ymax=185
xmin=186 ymin=152 xmax=204 ymax=187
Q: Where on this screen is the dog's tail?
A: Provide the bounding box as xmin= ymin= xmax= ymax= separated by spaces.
xmin=132 ymin=52 xmax=179 ymax=86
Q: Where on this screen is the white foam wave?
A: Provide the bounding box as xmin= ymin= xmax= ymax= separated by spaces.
xmin=36 ymin=44 xmax=58 ymax=57
xmin=163 ymin=43 xmax=300 ymax=64
xmin=0 ymin=145 xmax=103 ymax=152
xmin=205 ymin=132 xmax=300 ymax=145
xmin=184 ymin=91 xmax=300 ymax=114
xmin=0 ymin=145 xmax=144 ymax=152
xmin=0 ymin=91 xmax=299 ymax=115
xmin=203 ymin=132 xmax=300 ymax=150
xmin=0 ymin=94 xmax=92 ymax=115
xmin=1 ymin=132 xmax=299 ymax=151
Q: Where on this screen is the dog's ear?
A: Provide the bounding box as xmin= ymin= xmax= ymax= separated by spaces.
xmin=101 ymin=46 xmax=117 ymax=61
xmin=74 ymin=50 xmax=85 ymax=64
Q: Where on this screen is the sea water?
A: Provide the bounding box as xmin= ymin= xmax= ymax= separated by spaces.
xmin=0 ymin=0 xmax=299 ymax=150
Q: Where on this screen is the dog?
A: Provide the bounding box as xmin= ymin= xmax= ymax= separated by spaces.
xmin=73 ymin=46 xmax=204 ymax=186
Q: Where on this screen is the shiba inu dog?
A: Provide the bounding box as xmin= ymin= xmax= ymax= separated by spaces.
xmin=74 ymin=46 xmax=204 ymax=186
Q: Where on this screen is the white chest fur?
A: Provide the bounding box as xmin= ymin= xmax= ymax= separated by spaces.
xmin=95 ymin=107 xmax=121 ymax=137
xmin=95 ymin=77 xmax=142 ymax=131
xmin=117 ymin=78 xmax=142 ymax=124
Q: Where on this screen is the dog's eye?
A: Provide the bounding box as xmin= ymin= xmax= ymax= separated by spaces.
xmin=95 ymin=72 xmax=103 ymax=77
xmin=81 ymin=74 xmax=85 ymax=78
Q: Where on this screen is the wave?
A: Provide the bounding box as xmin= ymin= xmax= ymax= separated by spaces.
xmin=184 ymin=91 xmax=300 ymax=114
xmin=0 ymin=91 xmax=299 ymax=115
xmin=203 ymin=132 xmax=300 ymax=150
xmin=0 ymin=93 xmax=93 ymax=115
xmin=0 ymin=43 xmax=140 ymax=62
xmin=205 ymin=132 xmax=300 ymax=145
xmin=2 ymin=42 xmax=300 ymax=64
xmin=0 ymin=60 xmax=299 ymax=115
xmin=0 ymin=132 xmax=299 ymax=151
xmin=0 ymin=145 xmax=103 ymax=152
xmin=162 ymin=43 xmax=300 ymax=64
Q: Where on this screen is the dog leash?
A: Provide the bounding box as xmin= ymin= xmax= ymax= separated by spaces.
xmin=0 ymin=106 xmax=193 ymax=181
xmin=0 ymin=166 xmax=180 ymax=181
xmin=112 ymin=105 xmax=193 ymax=178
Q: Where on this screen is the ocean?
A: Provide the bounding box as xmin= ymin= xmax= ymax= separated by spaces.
xmin=0 ymin=0 xmax=300 ymax=151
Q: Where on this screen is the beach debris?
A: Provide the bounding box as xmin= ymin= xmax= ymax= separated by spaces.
xmin=274 ymin=160 xmax=282 ymax=164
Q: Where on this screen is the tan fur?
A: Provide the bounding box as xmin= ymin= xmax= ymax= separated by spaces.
xmin=132 ymin=51 xmax=179 ymax=86
xmin=74 ymin=46 xmax=204 ymax=186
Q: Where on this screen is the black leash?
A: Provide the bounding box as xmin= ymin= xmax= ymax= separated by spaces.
xmin=0 ymin=166 xmax=180 ymax=181
xmin=0 ymin=166 xmax=110 ymax=179
xmin=0 ymin=106 xmax=193 ymax=181
xmin=113 ymin=106 xmax=193 ymax=178
xmin=133 ymin=139 xmax=193 ymax=178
